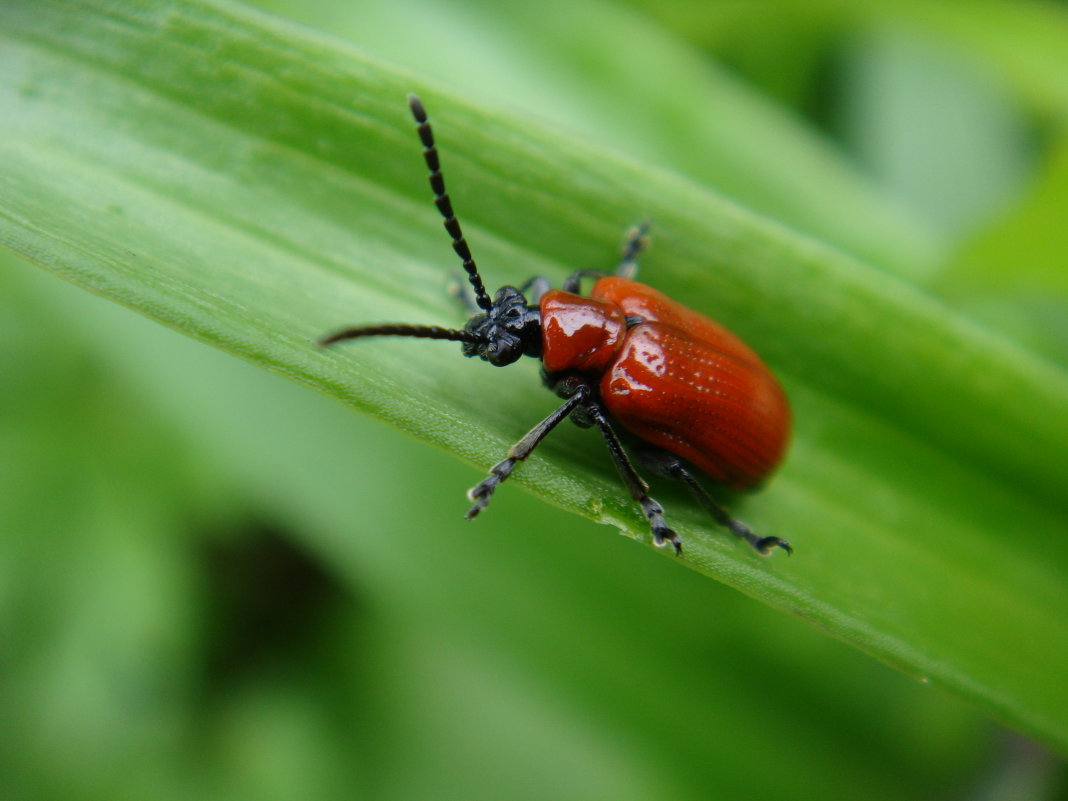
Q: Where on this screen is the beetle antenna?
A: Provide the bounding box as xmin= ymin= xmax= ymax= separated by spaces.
xmin=408 ymin=94 xmax=493 ymax=313
xmin=318 ymin=323 xmax=480 ymax=348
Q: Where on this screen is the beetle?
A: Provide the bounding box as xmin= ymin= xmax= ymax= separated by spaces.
xmin=319 ymin=94 xmax=791 ymax=556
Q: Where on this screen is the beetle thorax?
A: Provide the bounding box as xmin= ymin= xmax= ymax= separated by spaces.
xmin=539 ymin=290 xmax=628 ymax=375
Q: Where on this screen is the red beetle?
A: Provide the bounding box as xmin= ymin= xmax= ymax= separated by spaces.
xmin=320 ymin=95 xmax=791 ymax=556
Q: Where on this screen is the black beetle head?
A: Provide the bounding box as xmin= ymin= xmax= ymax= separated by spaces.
xmin=462 ymin=286 xmax=542 ymax=367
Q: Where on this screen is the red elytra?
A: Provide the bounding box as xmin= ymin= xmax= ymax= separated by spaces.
xmin=541 ymin=276 xmax=790 ymax=491
xmin=319 ymin=94 xmax=792 ymax=557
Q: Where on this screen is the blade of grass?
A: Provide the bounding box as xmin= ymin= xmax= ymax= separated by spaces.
xmin=3 ymin=0 xmax=1068 ymax=752
xmin=253 ymin=0 xmax=942 ymax=281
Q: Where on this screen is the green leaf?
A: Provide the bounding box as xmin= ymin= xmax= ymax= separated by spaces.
xmin=4 ymin=0 xmax=1068 ymax=757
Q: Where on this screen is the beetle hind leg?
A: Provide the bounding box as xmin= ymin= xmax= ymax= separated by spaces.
xmin=638 ymin=448 xmax=792 ymax=556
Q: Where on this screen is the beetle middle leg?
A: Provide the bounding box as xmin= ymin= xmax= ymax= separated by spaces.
xmin=561 ymin=222 xmax=653 ymax=292
xmin=637 ymin=447 xmax=792 ymax=556
xmin=562 ymin=269 xmax=606 ymax=294
xmin=583 ymin=403 xmax=682 ymax=555
xmin=465 ymin=385 xmax=591 ymax=519
xmin=518 ymin=275 xmax=552 ymax=304
xmin=616 ymin=220 xmax=651 ymax=279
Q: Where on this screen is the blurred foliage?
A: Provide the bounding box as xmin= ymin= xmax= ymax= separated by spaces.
xmin=3 ymin=1 xmax=1068 ymax=800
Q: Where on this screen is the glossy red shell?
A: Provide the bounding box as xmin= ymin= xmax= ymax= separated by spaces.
xmin=540 ymin=291 xmax=627 ymax=374
xmin=540 ymin=277 xmax=790 ymax=490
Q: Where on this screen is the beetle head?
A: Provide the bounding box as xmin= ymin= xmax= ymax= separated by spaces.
xmin=462 ymin=286 xmax=542 ymax=366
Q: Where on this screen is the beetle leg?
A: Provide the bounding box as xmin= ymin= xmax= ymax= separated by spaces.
xmin=565 ymin=222 xmax=651 ymax=292
xmin=518 ymin=275 xmax=552 ymax=304
xmin=561 ymin=269 xmax=606 ymax=294
xmin=465 ymin=386 xmax=591 ymax=520
xmin=584 ymin=404 xmax=682 ymax=555
xmin=616 ymin=220 xmax=651 ymax=279
xmin=638 ymin=448 xmax=792 ymax=556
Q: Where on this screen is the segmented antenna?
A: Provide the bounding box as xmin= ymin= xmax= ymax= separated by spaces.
xmin=318 ymin=323 xmax=480 ymax=348
xmin=408 ymin=94 xmax=493 ymax=312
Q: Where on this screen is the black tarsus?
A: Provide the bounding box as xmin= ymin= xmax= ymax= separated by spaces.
xmin=408 ymin=94 xmax=493 ymax=312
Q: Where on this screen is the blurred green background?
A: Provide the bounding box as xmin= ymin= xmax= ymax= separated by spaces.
xmin=4 ymin=0 xmax=1068 ymax=799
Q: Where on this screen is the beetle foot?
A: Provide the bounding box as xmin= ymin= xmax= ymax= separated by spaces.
xmin=724 ymin=515 xmax=792 ymax=556
xmin=464 ymin=476 xmax=498 ymax=519
xmin=652 ymin=529 xmax=683 ymax=556
xmin=465 ymin=458 xmax=514 ymax=519
xmin=641 ymin=497 xmax=683 ymax=555
xmin=754 ymin=536 xmax=793 ymax=556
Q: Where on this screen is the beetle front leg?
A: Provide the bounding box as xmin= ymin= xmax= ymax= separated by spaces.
xmin=584 ymin=403 xmax=682 ymax=555
xmin=465 ymin=386 xmax=591 ymax=519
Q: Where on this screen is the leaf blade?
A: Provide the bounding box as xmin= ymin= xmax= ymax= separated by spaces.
xmin=3 ymin=0 xmax=1068 ymax=753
